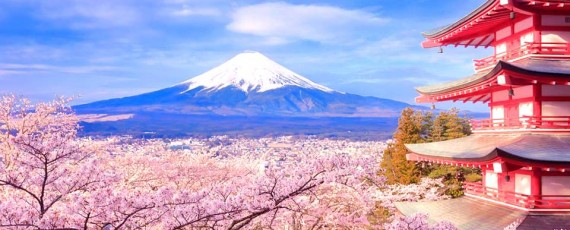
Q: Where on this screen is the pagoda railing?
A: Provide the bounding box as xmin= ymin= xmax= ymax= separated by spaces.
xmin=463 ymin=182 xmax=570 ymax=209
xmin=473 ymin=42 xmax=570 ymax=71
xmin=470 ymin=115 xmax=570 ymax=131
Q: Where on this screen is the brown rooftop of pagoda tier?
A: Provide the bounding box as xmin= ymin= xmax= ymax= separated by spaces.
xmin=405 ymin=133 xmax=570 ymax=163
xmin=395 ymin=196 xmax=570 ymax=230
xmin=416 ymin=58 xmax=570 ymax=95
xmin=395 ymin=196 xmax=527 ymax=230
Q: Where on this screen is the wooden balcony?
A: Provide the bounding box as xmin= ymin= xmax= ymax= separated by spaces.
xmin=470 ymin=116 xmax=570 ymax=131
xmin=474 ymin=42 xmax=570 ymax=71
xmin=463 ymin=182 xmax=570 ymax=209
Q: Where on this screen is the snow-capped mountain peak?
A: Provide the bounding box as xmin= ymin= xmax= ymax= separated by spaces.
xmin=181 ymin=51 xmax=334 ymax=93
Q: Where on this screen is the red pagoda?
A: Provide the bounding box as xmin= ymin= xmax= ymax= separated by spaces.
xmin=405 ymin=0 xmax=570 ymax=212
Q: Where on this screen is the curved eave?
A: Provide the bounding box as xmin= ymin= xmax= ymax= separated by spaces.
xmin=422 ymin=0 xmax=497 ymax=39
xmin=405 ymin=133 xmax=570 ymax=167
xmin=416 ymin=61 xmax=504 ymax=96
xmin=407 ymin=149 xmax=570 ymax=166
xmin=421 ymin=0 xmax=525 ymax=48
xmin=416 ymin=59 xmax=570 ymax=97
xmin=515 ymin=0 xmax=570 ymax=13
xmin=406 ymin=151 xmax=499 ymax=166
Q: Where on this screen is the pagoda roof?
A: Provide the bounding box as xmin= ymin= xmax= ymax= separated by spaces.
xmin=421 ymin=0 xmax=512 ymax=48
xmin=422 ymin=0 xmax=497 ymax=38
xmin=405 ymin=133 xmax=570 ymax=164
xmin=416 ymin=58 xmax=570 ymax=97
xmin=396 ymin=196 xmax=570 ymax=229
xmin=421 ymin=0 xmax=570 ymax=48
xmin=395 ymin=196 xmax=527 ymax=229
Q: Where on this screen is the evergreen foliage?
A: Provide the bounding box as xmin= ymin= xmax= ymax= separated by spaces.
xmin=381 ymin=107 xmax=475 ymax=190
xmin=381 ymin=108 xmax=431 ymax=184
xmin=430 ymin=108 xmax=471 ymax=141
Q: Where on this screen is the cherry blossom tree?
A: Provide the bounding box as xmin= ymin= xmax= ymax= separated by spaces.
xmin=0 ymin=96 xmax=108 ymax=228
xmin=0 ymin=95 xmax=457 ymax=229
xmin=385 ymin=213 xmax=457 ymax=230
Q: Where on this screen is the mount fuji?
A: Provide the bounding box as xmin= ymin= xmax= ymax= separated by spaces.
xmin=76 ymin=51 xmax=414 ymax=118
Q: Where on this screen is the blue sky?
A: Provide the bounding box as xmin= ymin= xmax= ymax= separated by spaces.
xmin=1 ymin=0 xmax=492 ymax=111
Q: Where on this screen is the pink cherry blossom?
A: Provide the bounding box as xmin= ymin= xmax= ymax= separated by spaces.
xmin=0 ymin=95 xmax=456 ymax=229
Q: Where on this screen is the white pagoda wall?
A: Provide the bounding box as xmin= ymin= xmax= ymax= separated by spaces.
xmin=542 ymin=31 xmax=570 ymax=44
xmin=542 ymin=101 xmax=570 ymax=116
xmin=515 ymin=174 xmax=531 ymax=195
xmin=542 ymin=176 xmax=570 ymax=199
xmin=485 ymin=170 xmax=499 ymax=189
xmin=518 ymin=102 xmax=533 ymax=118
xmin=541 ymin=85 xmax=570 ymax=118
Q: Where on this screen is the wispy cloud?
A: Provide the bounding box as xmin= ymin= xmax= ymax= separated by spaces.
xmin=0 ymin=63 xmax=117 ymax=75
xmin=0 ymin=69 xmax=23 ymax=77
xmin=227 ymin=2 xmax=389 ymax=44
xmin=170 ymin=5 xmax=222 ymax=17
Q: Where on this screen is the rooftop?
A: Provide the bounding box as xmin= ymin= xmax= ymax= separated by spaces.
xmin=395 ymin=196 xmax=526 ymax=229
xmin=421 ymin=0 xmax=570 ymax=48
xmin=421 ymin=0 xmax=510 ymax=48
xmin=415 ymin=58 xmax=570 ymax=103
xmin=395 ymin=196 xmax=570 ymax=230
xmin=405 ymin=133 xmax=570 ymax=164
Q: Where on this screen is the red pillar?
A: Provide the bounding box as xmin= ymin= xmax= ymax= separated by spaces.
xmin=533 ymin=84 xmax=542 ymax=118
xmin=530 ymin=167 xmax=542 ymax=208
xmin=481 ymin=165 xmax=487 ymax=186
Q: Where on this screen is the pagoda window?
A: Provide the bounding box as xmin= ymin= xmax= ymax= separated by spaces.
xmin=491 ymin=105 xmax=505 ymax=125
xmin=542 ymin=101 xmax=570 ymax=127
xmin=541 ymin=31 xmax=570 ymax=43
xmin=495 ymin=43 xmax=507 ymax=56
xmin=541 ymin=15 xmax=570 ymax=27
xmin=542 ymin=176 xmax=570 ymax=200
xmin=515 ymin=174 xmax=532 ymax=196
xmin=485 ymin=170 xmax=499 ymax=194
xmin=519 ymin=32 xmax=534 ymax=47
xmin=542 ymin=101 xmax=570 ymax=116
xmin=542 ymin=85 xmax=570 ymax=97
xmin=518 ymin=102 xmax=533 ymax=123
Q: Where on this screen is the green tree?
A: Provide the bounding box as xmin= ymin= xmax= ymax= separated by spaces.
xmin=381 ymin=108 xmax=431 ymax=184
xmin=430 ymin=108 xmax=471 ymax=142
xmin=427 ymin=108 xmax=474 ymax=197
xmin=381 ymin=107 xmax=474 ymax=187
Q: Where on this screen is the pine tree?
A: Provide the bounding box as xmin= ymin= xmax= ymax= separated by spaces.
xmin=431 ymin=108 xmax=471 ymax=141
xmin=381 ymin=107 xmax=472 ymax=185
xmin=427 ymin=108 xmax=474 ymax=197
xmin=381 ymin=108 xmax=431 ymax=184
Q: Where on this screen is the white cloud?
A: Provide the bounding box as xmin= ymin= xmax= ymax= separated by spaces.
xmin=171 ymin=5 xmax=221 ymax=17
xmin=0 ymin=63 xmax=117 ymax=75
xmin=227 ymin=2 xmax=388 ymax=44
xmin=0 ymin=69 xmax=23 ymax=77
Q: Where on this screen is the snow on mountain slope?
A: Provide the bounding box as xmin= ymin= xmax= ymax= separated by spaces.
xmin=75 ymin=50 xmax=420 ymax=118
xmin=181 ymin=51 xmax=334 ymax=93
